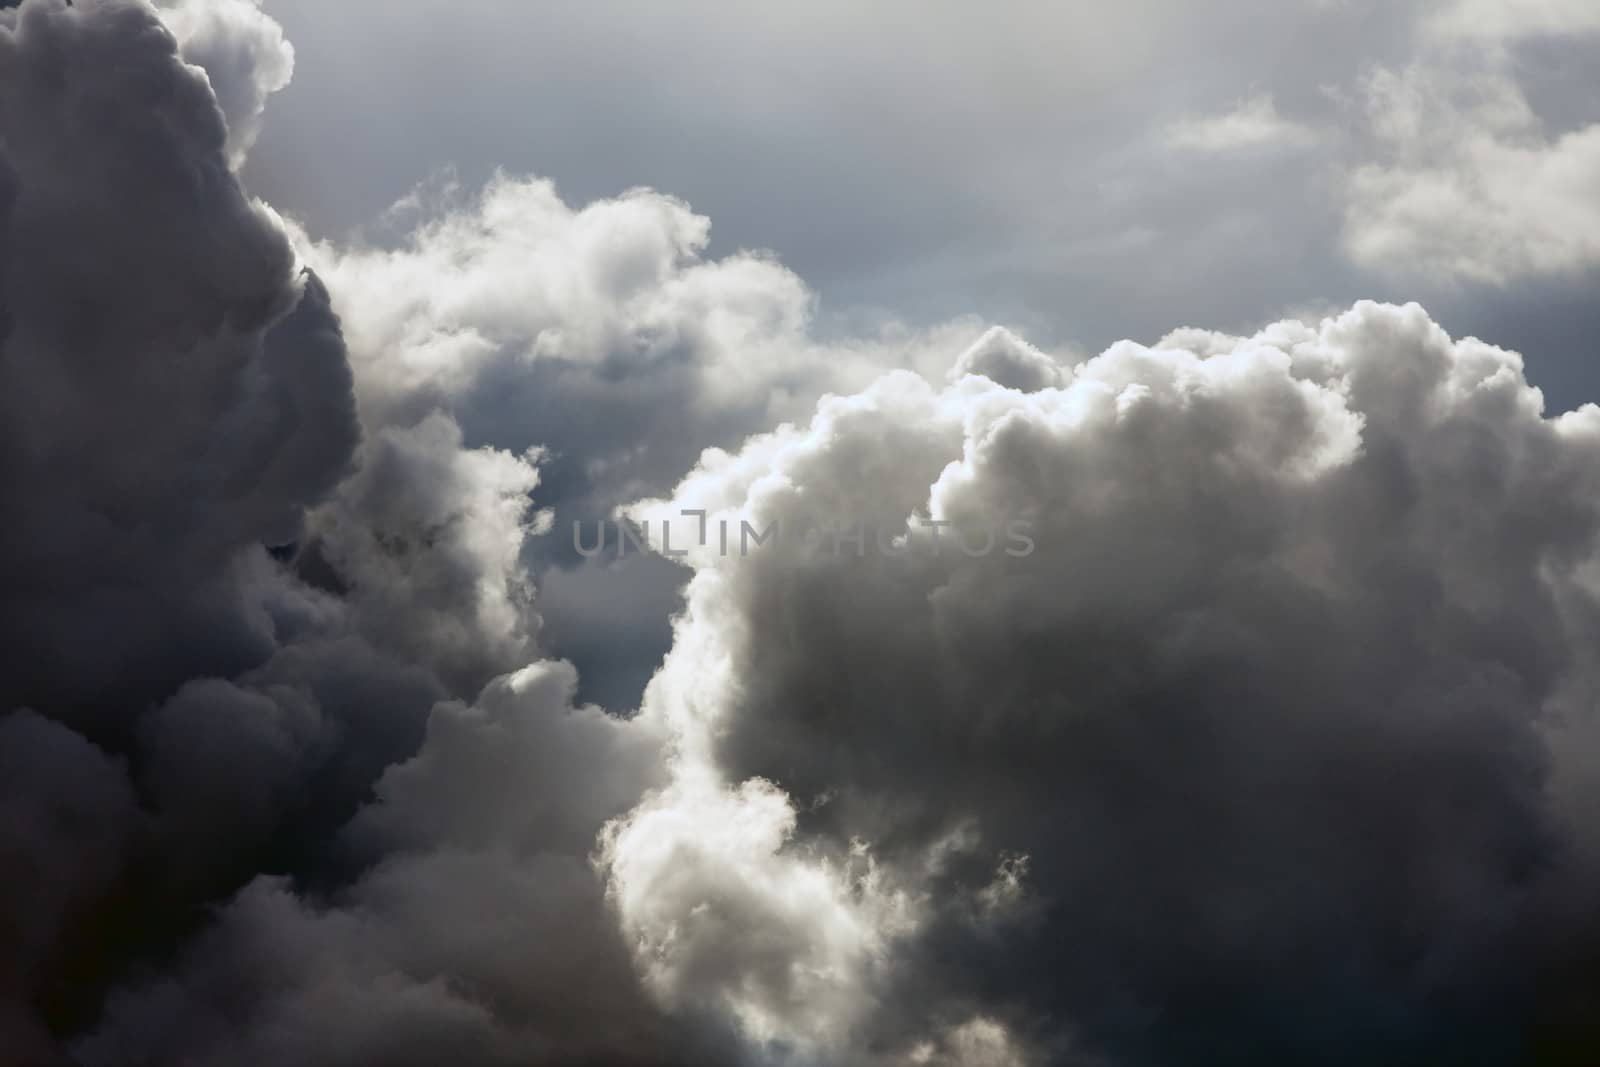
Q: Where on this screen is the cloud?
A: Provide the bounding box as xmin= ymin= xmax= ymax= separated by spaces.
xmin=605 ymin=301 xmax=1600 ymax=1064
xmin=158 ymin=0 xmax=294 ymax=166
xmin=79 ymin=661 xmax=726 ymax=1067
xmin=1164 ymin=93 xmax=1317 ymax=153
xmin=292 ymin=170 xmax=986 ymax=706
xmin=8 ymin=2 xmax=1600 ymax=1065
xmin=302 ymin=411 xmax=548 ymax=694
xmin=1426 ymin=0 xmax=1600 ymax=42
xmin=0 ymin=3 xmax=965 ymax=1060
xmin=0 ymin=2 xmax=375 ymax=1047
xmin=0 ymin=3 xmax=594 ymax=1057
xmin=1343 ymin=56 xmax=1600 ymax=284
xmin=0 ymin=0 xmax=357 ymax=718
xmin=0 ymin=711 xmax=142 ymax=1060
xmin=948 ymin=325 xmax=1069 ymax=392
xmin=296 ymin=173 xmax=981 ymax=518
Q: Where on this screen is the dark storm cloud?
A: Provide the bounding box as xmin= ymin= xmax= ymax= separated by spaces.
xmin=0 ymin=711 xmax=141 ymax=1064
xmin=0 ymin=3 xmax=678 ymax=1061
xmin=1 ymin=4 xmax=755 ymax=1063
xmin=0 ymin=0 xmax=361 ymax=1050
xmin=79 ymin=661 xmax=738 ymax=1067
xmin=0 ymin=0 xmax=358 ymax=719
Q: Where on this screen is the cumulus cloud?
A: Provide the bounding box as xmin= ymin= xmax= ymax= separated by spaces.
xmin=947 ymin=325 xmax=1069 ymax=392
xmin=0 ymin=1 xmax=389 ymax=1047
xmin=0 ymin=2 xmax=601 ymax=1057
xmin=302 ymin=411 xmax=547 ymax=693
xmin=9 ymin=2 xmax=1600 ymax=1066
xmin=0 ymin=2 xmax=972 ymax=1060
xmin=297 ymin=173 xmax=980 ymax=519
xmin=79 ymin=661 xmax=727 ymax=1067
xmin=293 ymin=170 xmax=985 ymax=706
xmin=0 ymin=0 xmax=358 ymax=719
xmin=606 ymin=301 xmax=1600 ymax=1064
xmin=158 ymin=0 xmax=293 ymax=166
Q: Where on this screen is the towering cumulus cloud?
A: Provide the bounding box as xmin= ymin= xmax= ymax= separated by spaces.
xmin=0 ymin=2 xmax=594 ymax=1061
xmin=6 ymin=2 xmax=1600 ymax=1067
xmin=0 ymin=0 xmax=342 ymax=1054
xmin=609 ymin=304 xmax=1600 ymax=1064
xmin=0 ymin=0 xmax=354 ymax=719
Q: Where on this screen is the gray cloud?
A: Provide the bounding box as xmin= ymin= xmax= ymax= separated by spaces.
xmin=291 ymin=170 xmax=986 ymax=706
xmin=79 ymin=661 xmax=733 ymax=1067
xmin=0 ymin=0 xmax=357 ymax=720
xmin=7 ymin=2 xmax=1600 ymax=1065
xmin=0 ymin=3 xmax=585 ymax=1057
xmin=608 ymin=302 xmax=1600 ymax=1065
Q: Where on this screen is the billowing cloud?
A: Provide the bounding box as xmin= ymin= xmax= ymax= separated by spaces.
xmin=158 ymin=0 xmax=293 ymax=166
xmin=293 ymin=170 xmax=985 ymax=706
xmin=607 ymin=301 xmax=1600 ymax=1064
xmin=303 ymin=411 xmax=547 ymax=694
xmin=0 ymin=0 xmax=357 ymax=715
xmin=0 ymin=2 xmax=582 ymax=1057
xmin=0 ymin=0 xmax=356 ymax=1050
xmin=948 ymin=325 xmax=1069 ymax=392
xmin=296 ymin=172 xmax=981 ymax=521
xmin=79 ymin=661 xmax=730 ymax=1067
xmin=8 ymin=2 xmax=1600 ymax=1066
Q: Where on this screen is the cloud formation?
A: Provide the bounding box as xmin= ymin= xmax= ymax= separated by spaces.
xmin=0 ymin=3 xmax=581 ymax=1058
xmin=297 ymin=173 xmax=980 ymax=521
xmin=609 ymin=302 xmax=1600 ymax=1064
xmin=6 ymin=2 xmax=1600 ymax=1066
xmin=293 ymin=170 xmax=986 ymax=706
xmin=78 ymin=661 xmax=725 ymax=1067
xmin=158 ymin=0 xmax=293 ymax=166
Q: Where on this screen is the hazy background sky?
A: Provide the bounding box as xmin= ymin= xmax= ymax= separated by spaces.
xmin=246 ymin=0 xmax=1600 ymax=405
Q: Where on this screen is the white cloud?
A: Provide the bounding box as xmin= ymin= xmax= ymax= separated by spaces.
xmin=1427 ymin=0 xmax=1600 ymax=42
xmin=295 ymin=174 xmax=985 ymax=524
xmin=158 ymin=0 xmax=294 ymax=166
xmin=1165 ymin=93 xmax=1317 ymax=153
xmin=1343 ymin=57 xmax=1600 ymax=284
